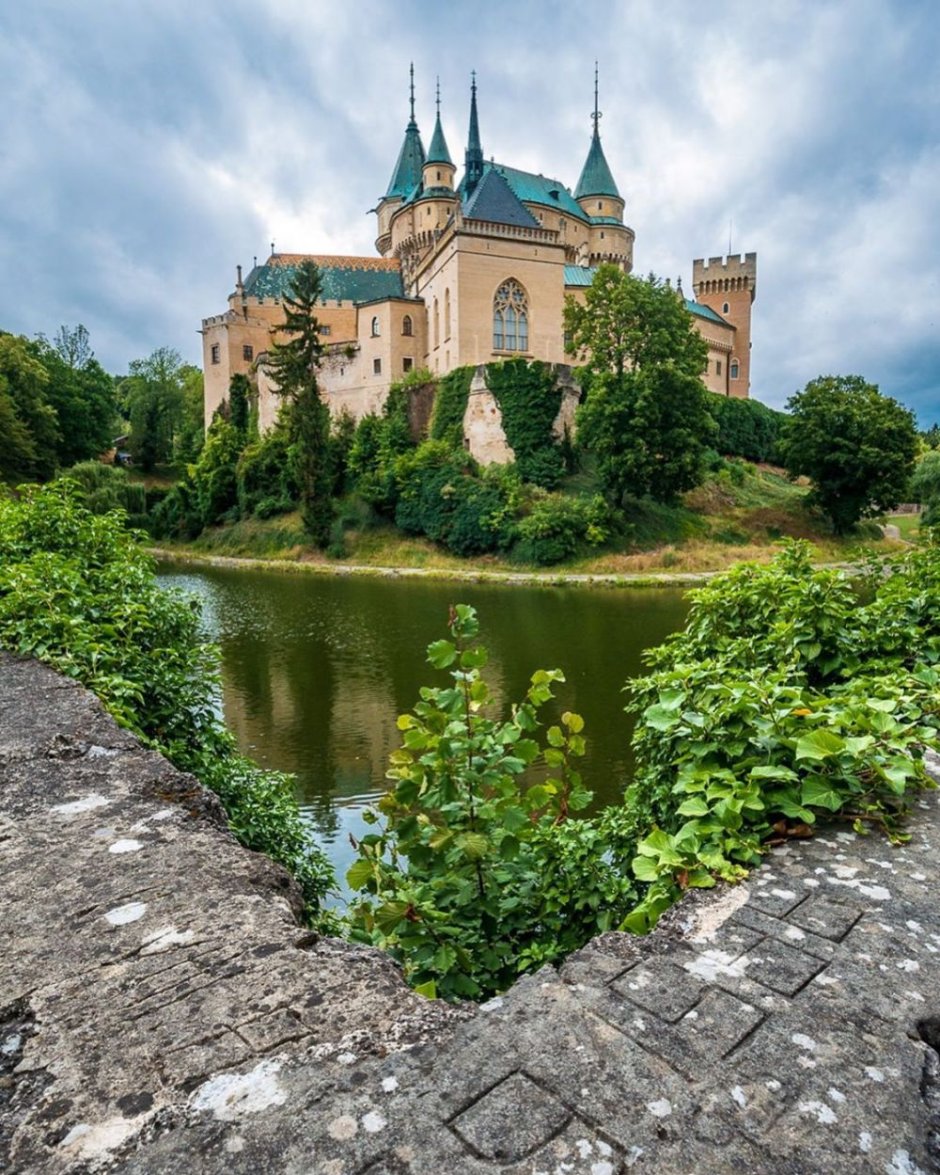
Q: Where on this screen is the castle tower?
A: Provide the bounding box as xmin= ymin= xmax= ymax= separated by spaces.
xmin=375 ymin=65 xmax=426 ymax=256
xmin=692 ymin=253 xmax=757 ymax=397
xmin=574 ymin=66 xmax=633 ymax=271
xmin=460 ymin=71 xmax=484 ymax=197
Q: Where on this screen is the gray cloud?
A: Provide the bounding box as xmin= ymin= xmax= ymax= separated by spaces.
xmin=2 ymin=0 xmax=937 ymax=420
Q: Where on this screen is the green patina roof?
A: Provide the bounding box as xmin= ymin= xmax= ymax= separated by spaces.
xmin=486 ymin=162 xmax=589 ymax=222
xmin=564 ymin=265 xmax=597 ymax=286
xmin=243 ymin=260 xmax=404 ymax=304
xmin=574 ymin=130 xmax=621 ymax=200
xmin=427 ymin=113 xmax=453 ymax=166
xmin=686 ymin=299 xmax=732 ymax=327
xmin=385 ymin=120 xmax=426 ymax=200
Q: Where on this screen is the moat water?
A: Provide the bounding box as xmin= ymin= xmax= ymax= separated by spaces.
xmin=156 ymin=564 xmax=689 ymax=886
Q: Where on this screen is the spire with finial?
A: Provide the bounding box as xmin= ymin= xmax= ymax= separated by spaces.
xmin=462 ymin=70 xmax=484 ymax=195
xmin=427 ymin=75 xmax=453 ymax=166
xmin=384 ymin=63 xmax=426 ymax=200
xmin=574 ymin=62 xmax=621 ymax=202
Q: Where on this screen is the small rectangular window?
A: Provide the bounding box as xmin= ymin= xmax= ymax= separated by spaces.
xmin=210 ymin=343 xmax=220 ymax=364
xmin=373 ymin=358 xmax=382 ymax=375
xmin=716 ymin=361 xmax=722 ymax=375
xmin=402 ymin=357 xmax=414 ymax=373
xmin=242 ymin=344 xmax=253 ymax=362
xmin=319 ymin=324 xmax=332 ymax=336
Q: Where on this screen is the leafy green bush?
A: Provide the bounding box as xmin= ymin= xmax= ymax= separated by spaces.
xmin=621 ymin=541 xmax=940 ymax=930
xmin=237 ymin=425 xmax=296 ymax=518
xmin=708 ymin=396 xmax=786 ymax=463
xmin=60 ymin=461 xmax=147 ymax=525
xmin=393 ymin=441 xmax=516 ymax=556
xmin=511 ymin=493 xmax=612 ymax=565
xmin=0 ymin=482 xmax=335 ymax=922
xmin=347 ymin=605 xmax=636 ymax=999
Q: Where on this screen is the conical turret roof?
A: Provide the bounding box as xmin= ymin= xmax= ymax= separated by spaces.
xmin=574 ymin=65 xmax=621 ymax=200
xmin=426 ymin=79 xmax=453 ymax=165
xmin=384 ymin=65 xmax=426 ymax=200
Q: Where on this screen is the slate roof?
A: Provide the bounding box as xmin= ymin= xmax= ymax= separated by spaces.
xmin=574 ymin=131 xmax=621 ymax=200
xmin=487 ymin=162 xmax=590 ymax=222
xmin=243 ymin=255 xmax=404 ymax=304
xmin=463 ymin=169 xmax=541 ymax=228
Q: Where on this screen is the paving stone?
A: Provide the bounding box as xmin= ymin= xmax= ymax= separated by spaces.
xmin=450 ymin=1071 xmax=570 ymax=1161
xmin=609 ymin=961 xmax=706 ymax=1022
xmin=738 ymin=936 xmax=827 ymax=996
xmin=786 ymin=893 xmax=865 ymax=941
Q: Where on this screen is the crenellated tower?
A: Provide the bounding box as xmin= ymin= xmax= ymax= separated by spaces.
xmin=692 ymin=253 xmax=757 ymax=396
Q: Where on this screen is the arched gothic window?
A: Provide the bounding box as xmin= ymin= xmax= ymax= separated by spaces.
xmin=371 ymin=316 xmax=380 ymax=337
xmin=492 ymin=278 xmax=529 ymax=352
xmin=402 ymin=314 xmax=413 ymax=337
xmin=444 ymin=289 xmax=451 ymax=339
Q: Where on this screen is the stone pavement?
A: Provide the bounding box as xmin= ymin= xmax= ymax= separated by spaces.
xmin=1 ymin=654 xmax=938 ymax=1173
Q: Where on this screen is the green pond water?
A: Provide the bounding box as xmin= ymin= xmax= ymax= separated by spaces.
xmin=156 ymin=564 xmax=690 ymax=885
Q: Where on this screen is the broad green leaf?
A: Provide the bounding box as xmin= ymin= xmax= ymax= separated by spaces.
xmin=414 ymin=980 xmax=437 ymax=999
xmin=643 ymin=704 xmax=681 ymax=732
xmin=676 ymin=796 xmax=710 ymax=817
xmin=800 ymin=777 xmax=844 ymax=811
xmin=427 ymin=639 xmax=457 ymax=669
xmin=345 ymin=859 xmax=375 ymax=890
xmin=795 ymin=729 xmax=845 ymax=760
xmin=562 ymin=711 xmax=585 ymax=733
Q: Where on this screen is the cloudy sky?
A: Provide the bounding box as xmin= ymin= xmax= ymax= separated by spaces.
xmin=3 ymin=0 xmax=938 ymax=419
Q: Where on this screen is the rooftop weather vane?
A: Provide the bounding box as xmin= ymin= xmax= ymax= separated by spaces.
xmin=436 ymin=76 xmax=441 ymax=116
xmin=592 ymin=61 xmax=602 ymax=133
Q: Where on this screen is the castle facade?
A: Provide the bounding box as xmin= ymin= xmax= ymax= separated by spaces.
xmin=202 ymin=71 xmax=756 ymax=433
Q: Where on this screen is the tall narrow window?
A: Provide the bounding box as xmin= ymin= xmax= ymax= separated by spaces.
xmin=371 ymin=316 xmax=380 ymax=337
xmin=210 ymin=343 xmax=220 ymax=364
xmin=730 ymin=360 xmax=740 ymax=380
xmin=433 ymin=298 xmax=439 ymax=348
xmin=492 ymin=278 xmax=529 ymax=352
xmin=402 ymin=314 xmax=413 ymax=337
xmin=444 ymin=289 xmax=451 ymax=339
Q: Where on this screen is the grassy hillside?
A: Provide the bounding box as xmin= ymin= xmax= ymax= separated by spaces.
xmin=157 ymin=460 xmax=904 ymax=575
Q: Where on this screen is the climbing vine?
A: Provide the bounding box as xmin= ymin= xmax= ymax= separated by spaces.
xmin=429 ymin=365 xmax=474 ymax=444
xmin=486 ymin=359 xmax=565 ymax=489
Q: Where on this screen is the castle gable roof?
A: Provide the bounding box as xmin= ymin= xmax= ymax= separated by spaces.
xmin=463 ymin=168 xmax=541 ymax=228
xmin=488 ymin=162 xmax=589 ymax=222
xmin=244 ymin=255 xmax=404 ymax=304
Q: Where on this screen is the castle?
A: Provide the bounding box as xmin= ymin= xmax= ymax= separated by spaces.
xmin=201 ymin=70 xmax=756 ymax=433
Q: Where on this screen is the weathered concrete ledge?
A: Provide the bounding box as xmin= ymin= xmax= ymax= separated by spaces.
xmin=2 ymin=653 xmax=939 ymax=1173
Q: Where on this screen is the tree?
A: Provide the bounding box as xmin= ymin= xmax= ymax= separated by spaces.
xmin=566 ymin=268 xmax=714 ymax=504
xmin=0 ymin=333 xmax=58 ymax=482
xmin=266 ymin=260 xmax=332 ymax=546
xmin=53 ymin=323 xmax=94 ymax=370
xmin=32 ymin=337 xmax=116 ymax=467
xmin=578 ymin=365 xmax=717 ymax=504
xmin=122 ymin=347 xmax=187 ymax=472
xmin=174 ymin=365 xmax=207 ymax=465
xmin=778 ymin=375 xmax=918 ymax=534
xmin=910 ymin=450 xmax=940 ymax=526
xmin=564 ymin=265 xmax=707 ymax=381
